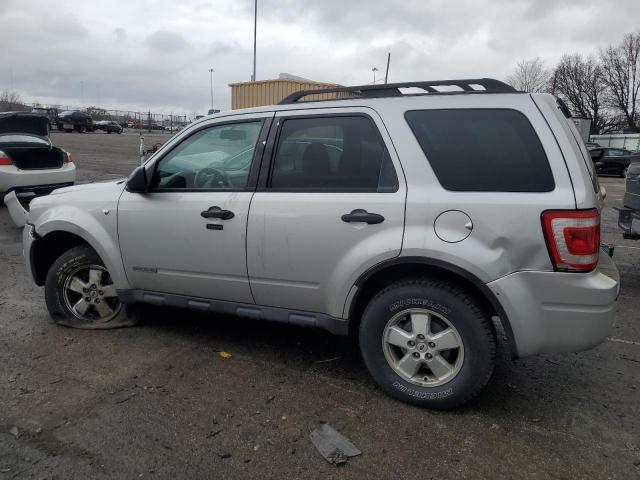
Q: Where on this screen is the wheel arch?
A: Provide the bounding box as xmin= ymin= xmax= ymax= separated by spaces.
xmin=30 ymin=214 xmax=128 ymax=290
xmin=31 ymin=230 xmax=90 ymax=286
xmin=346 ymin=257 xmax=517 ymax=358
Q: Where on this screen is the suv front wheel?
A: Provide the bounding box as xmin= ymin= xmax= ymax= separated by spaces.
xmin=359 ymin=278 xmax=496 ymax=409
xmin=44 ymin=245 xmax=138 ymax=329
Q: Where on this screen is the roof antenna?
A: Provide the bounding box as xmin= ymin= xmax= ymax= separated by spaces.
xmin=384 ymin=53 xmax=391 ymax=84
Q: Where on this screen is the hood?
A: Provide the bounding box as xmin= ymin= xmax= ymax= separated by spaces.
xmin=50 ymin=179 xmax=127 ymax=196
xmin=0 ymin=112 xmax=49 ymax=138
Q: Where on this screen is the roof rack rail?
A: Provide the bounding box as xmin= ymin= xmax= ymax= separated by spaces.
xmin=279 ymin=78 xmax=519 ymax=104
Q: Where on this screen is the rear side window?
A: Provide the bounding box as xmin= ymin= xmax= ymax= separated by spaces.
xmin=405 ymin=109 xmax=554 ymax=192
xmin=269 ymin=115 xmax=398 ymax=192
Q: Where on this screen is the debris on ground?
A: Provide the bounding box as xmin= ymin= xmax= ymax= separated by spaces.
xmin=310 ymin=423 xmax=361 ymax=465
xmin=9 ymin=426 xmax=19 ymax=438
xmin=114 ymin=392 xmax=137 ymax=404
xmin=217 ymin=351 xmax=232 ymax=359
xmin=314 ymin=356 xmax=342 ymax=364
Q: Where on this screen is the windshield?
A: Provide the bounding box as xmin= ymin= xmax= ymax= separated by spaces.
xmin=0 ymin=134 xmax=49 ymax=145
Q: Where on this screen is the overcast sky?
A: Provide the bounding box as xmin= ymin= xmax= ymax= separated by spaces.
xmin=0 ymin=0 xmax=637 ymax=116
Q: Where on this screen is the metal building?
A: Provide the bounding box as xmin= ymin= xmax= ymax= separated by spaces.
xmin=229 ymin=75 xmax=351 ymax=109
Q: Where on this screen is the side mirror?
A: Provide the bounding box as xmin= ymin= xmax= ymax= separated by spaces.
xmin=126 ymin=165 xmax=148 ymax=193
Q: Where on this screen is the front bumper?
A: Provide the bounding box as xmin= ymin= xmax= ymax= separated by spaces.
xmin=23 ymin=223 xmax=39 ymax=284
xmin=488 ymin=253 xmax=620 ymax=358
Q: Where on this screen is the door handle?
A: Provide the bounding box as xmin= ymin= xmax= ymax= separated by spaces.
xmin=201 ymin=206 xmax=234 ymax=220
xmin=341 ymin=209 xmax=384 ymax=225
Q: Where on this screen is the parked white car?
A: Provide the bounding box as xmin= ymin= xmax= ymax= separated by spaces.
xmin=1 ymin=112 xmax=75 ymax=225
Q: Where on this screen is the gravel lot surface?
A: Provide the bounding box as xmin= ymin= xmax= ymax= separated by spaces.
xmin=1 ymin=131 xmax=639 ymax=479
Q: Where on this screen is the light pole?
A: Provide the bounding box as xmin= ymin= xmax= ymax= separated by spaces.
xmin=372 ymin=67 xmax=378 ymax=84
xmin=251 ymin=0 xmax=257 ymax=81
xmin=208 ymin=68 xmax=214 ymax=110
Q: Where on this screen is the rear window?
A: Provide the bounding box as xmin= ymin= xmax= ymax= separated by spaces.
xmin=405 ymin=109 xmax=554 ymax=192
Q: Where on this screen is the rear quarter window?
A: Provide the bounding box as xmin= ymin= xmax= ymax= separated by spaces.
xmin=404 ymin=109 xmax=555 ymax=192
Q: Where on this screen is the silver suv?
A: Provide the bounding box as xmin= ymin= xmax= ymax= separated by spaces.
xmin=19 ymin=79 xmax=620 ymax=409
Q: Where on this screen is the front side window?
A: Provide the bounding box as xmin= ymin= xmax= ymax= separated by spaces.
xmin=405 ymin=109 xmax=554 ymax=192
xmin=153 ymin=120 xmax=264 ymax=190
xmin=269 ymin=115 xmax=398 ymax=192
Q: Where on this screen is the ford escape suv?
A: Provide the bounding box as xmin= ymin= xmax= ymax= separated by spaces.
xmin=17 ymin=79 xmax=620 ymax=409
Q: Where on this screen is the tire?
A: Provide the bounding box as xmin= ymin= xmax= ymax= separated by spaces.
xmin=358 ymin=278 xmax=496 ymax=409
xmin=107 ymin=130 xmax=112 ymax=134
xmin=44 ymin=245 xmax=139 ymax=329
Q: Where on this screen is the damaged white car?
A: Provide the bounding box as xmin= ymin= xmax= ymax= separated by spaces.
xmin=1 ymin=112 xmax=76 ymax=226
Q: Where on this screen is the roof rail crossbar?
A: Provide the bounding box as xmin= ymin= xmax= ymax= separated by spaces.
xmin=278 ymin=78 xmax=518 ymax=104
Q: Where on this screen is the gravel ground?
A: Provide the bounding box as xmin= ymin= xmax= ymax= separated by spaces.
xmin=0 ymin=132 xmax=639 ymax=479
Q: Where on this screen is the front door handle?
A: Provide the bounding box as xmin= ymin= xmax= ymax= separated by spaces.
xmin=201 ymin=206 xmax=234 ymax=220
xmin=341 ymin=209 xmax=384 ymax=225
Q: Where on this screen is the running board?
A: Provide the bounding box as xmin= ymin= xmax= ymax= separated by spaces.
xmin=117 ymin=289 xmax=349 ymax=336
xmin=3 ymin=191 xmax=29 ymax=227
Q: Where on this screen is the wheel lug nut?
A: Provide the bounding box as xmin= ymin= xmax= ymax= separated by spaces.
xmin=98 ymin=291 xmax=104 ymax=296
xmin=95 ymin=299 xmax=101 ymax=304
xmin=417 ymin=334 xmax=425 ymax=340
xmin=407 ymin=341 xmax=415 ymax=347
xmin=85 ymin=297 xmax=91 ymax=301
xmin=412 ymin=352 xmax=420 ymax=358
xmin=426 ymin=353 xmax=433 ymax=359
xmin=428 ymin=342 xmax=436 ymax=348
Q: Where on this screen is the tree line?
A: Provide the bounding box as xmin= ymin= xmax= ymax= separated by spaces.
xmin=506 ymin=32 xmax=640 ymax=134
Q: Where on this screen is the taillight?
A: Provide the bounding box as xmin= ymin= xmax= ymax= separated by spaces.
xmin=0 ymin=150 xmax=12 ymax=166
xmin=541 ymin=209 xmax=600 ymax=272
xmin=65 ymin=151 xmax=74 ymax=163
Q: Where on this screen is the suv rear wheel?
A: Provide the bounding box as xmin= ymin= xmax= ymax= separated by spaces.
xmin=44 ymin=245 xmax=138 ymax=329
xmin=358 ymin=278 xmax=496 ymax=409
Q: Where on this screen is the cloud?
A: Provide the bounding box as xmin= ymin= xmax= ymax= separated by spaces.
xmin=0 ymin=0 xmax=637 ymax=116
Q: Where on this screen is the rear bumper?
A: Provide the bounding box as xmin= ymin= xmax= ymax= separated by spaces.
xmin=0 ymin=163 xmax=76 ymax=194
xmin=488 ymin=253 xmax=620 ymax=358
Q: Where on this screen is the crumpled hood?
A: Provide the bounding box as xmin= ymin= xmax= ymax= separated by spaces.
xmin=0 ymin=112 xmax=49 ymax=137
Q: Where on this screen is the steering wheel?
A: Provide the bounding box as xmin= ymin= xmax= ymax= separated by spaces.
xmin=194 ymin=167 xmax=231 ymax=188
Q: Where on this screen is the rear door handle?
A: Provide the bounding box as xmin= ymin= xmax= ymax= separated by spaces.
xmin=201 ymin=206 xmax=234 ymax=220
xmin=341 ymin=209 xmax=384 ymax=225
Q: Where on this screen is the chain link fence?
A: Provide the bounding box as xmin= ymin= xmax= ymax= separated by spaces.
xmin=1 ymin=99 xmax=194 ymax=131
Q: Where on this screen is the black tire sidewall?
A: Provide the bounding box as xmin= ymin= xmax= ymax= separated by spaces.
xmin=359 ymin=281 xmax=495 ymax=409
xmin=45 ymin=246 xmax=104 ymax=327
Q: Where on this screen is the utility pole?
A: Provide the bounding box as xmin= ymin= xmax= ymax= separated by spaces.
xmin=384 ymin=53 xmax=391 ymax=84
xmin=251 ymin=0 xmax=257 ymax=81
xmin=372 ymin=67 xmax=378 ymax=84
xmin=209 ymin=68 xmax=215 ymax=110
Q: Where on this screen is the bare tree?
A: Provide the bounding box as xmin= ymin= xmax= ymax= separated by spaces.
xmin=506 ymin=58 xmax=551 ymax=93
xmin=600 ymin=32 xmax=640 ymax=132
xmin=552 ymin=53 xmax=614 ymax=134
xmin=0 ymin=90 xmax=28 ymax=112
